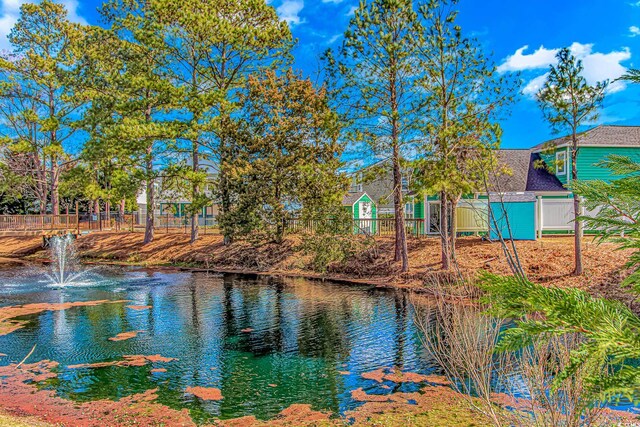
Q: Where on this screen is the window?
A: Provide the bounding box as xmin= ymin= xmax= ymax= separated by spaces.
xmin=405 ymin=202 xmax=414 ymax=219
xmin=350 ymin=175 xmax=363 ymax=193
xmin=401 ymin=177 xmax=409 ymax=192
xmin=556 ymin=150 xmax=567 ymax=176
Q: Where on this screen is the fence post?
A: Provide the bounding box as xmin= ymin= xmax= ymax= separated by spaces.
xmin=536 ymin=196 xmax=543 ymax=240
xmin=76 ymin=202 xmax=80 ymax=235
xmin=579 ymin=196 xmax=585 ymax=238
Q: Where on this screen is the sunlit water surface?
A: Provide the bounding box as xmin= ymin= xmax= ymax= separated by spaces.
xmin=0 ymin=267 xmax=431 ymax=423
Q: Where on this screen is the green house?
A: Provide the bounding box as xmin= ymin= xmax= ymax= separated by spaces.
xmin=343 ymin=192 xmax=377 ymax=234
xmin=533 ymin=125 xmax=640 ymax=184
xmin=347 ymin=126 xmax=640 ymax=240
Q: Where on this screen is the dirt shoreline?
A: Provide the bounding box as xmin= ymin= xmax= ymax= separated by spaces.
xmin=0 ymin=232 xmax=634 ymax=300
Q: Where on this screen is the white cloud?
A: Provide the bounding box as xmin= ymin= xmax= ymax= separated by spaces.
xmin=522 ymin=73 xmax=549 ymax=97
xmin=347 ymin=6 xmax=358 ymax=16
xmin=630 ymin=25 xmax=640 ymax=37
xmin=276 ymin=0 xmax=305 ymax=26
xmin=499 ymin=42 xmax=632 ymax=97
xmin=0 ymin=0 xmax=87 ymax=52
xmin=322 ymin=0 xmax=344 ymax=3
xmin=328 ymin=33 xmax=341 ymax=44
xmin=497 ymin=45 xmax=559 ymax=73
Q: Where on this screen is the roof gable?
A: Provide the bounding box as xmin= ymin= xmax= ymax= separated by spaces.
xmin=342 ymin=192 xmax=372 ymax=206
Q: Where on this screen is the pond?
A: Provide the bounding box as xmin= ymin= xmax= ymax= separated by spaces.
xmin=0 ymin=266 xmax=431 ymax=423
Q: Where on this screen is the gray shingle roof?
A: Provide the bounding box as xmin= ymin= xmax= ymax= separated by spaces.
xmin=488 ymin=150 xmax=531 ymax=192
xmin=342 ymin=192 xmax=367 ymax=206
xmin=532 ymin=125 xmax=640 ymax=151
xmin=526 ymin=153 xmax=566 ymax=192
xmin=489 ymin=150 xmax=566 ymax=193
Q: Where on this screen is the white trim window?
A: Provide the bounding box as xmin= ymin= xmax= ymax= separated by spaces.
xmin=405 ymin=202 xmax=414 ymax=219
xmin=556 ymin=150 xmax=567 ymax=176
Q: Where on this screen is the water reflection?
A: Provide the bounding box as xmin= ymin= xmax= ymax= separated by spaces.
xmin=0 ymin=268 xmax=429 ymax=422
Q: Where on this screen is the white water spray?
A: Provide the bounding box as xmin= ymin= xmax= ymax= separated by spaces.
xmin=47 ymin=235 xmax=87 ymax=286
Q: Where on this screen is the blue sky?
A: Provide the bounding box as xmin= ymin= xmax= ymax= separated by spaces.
xmin=1 ymin=0 xmax=639 ymax=149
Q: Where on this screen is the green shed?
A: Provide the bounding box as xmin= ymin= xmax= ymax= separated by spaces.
xmin=343 ymin=192 xmax=377 ymax=235
xmin=489 ymin=193 xmax=537 ymax=241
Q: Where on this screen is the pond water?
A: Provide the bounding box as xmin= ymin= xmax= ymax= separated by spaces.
xmin=0 ymin=267 xmax=431 ymax=423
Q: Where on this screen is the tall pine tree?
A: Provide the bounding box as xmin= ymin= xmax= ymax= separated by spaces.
xmin=537 ymin=48 xmax=607 ymax=276
xmin=337 ymin=0 xmax=424 ymax=273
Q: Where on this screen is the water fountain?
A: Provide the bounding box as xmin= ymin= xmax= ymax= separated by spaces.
xmin=47 ymin=234 xmax=87 ymax=286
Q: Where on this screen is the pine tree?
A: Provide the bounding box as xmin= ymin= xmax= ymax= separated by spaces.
xmin=336 ymin=0 xmax=423 ymax=273
xmin=481 ymin=157 xmax=640 ymax=408
xmin=572 ymin=155 xmax=640 ymax=291
xmin=413 ymin=0 xmax=516 ymax=270
xmin=0 ymin=0 xmax=88 ymax=215
xmin=93 ymin=0 xmax=180 ymax=244
xmin=152 ymin=0 xmax=221 ymax=243
xmin=537 ymin=48 xmax=607 ymax=276
xmin=151 ymin=0 xmax=292 ymax=245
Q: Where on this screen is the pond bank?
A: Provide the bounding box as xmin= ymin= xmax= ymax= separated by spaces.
xmin=0 ymin=232 xmax=633 ymax=301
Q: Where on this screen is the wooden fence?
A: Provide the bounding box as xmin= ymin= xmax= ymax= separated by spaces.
xmin=0 ymin=214 xmax=79 ymax=232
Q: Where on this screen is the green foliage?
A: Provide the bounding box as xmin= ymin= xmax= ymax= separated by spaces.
xmin=413 ymin=0 xmax=515 ymax=200
xmin=572 ymin=155 xmax=640 ymax=291
xmin=480 ymin=156 xmax=640 ymax=410
xmin=479 ymin=272 xmax=640 ymax=406
xmin=220 ymin=69 xmax=346 ymax=244
xmin=0 ymin=0 xmax=88 ymax=214
xmin=537 ymin=49 xmax=607 ymax=136
xmin=408 ymin=0 xmax=517 ymax=269
xmin=333 ymin=0 xmax=424 ymax=271
xmin=149 ymin=0 xmax=293 ymax=240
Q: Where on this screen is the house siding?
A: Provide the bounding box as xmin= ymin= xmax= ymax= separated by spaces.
xmin=577 ymin=147 xmax=640 ymax=182
xmin=540 ymin=146 xmax=640 ymax=185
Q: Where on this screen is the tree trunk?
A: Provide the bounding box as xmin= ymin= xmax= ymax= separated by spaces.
xmin=51 ymin=161 xmax=60 ymax=216
xmin=49 ymin=86 xmax=60 ymax=217
xmin=219 ymin=114 xmax=233 ymax=246
xmin=143 ymin=104 xmax=155 ymax=245
xmin=571 ymin=133 xmax=583 ymax=276
xmin=119 ymin=198 xmax=126 ymax=218
xmin=94 ymin=199 xmax=100 ymax=231
xmin=440 ymin=192 xmax=450 ymax=271
xmin=573 ymin=194 xmax=583 ymax=276
xmin=191 ymin=139 xmax=199 ymax=244
xmin=392 ymin=155 xmax=408 ymax=272
xmin=450 ymin=195 xmax=460 ymax=262
xmin=389 ymin=52 xmax=408 ymax=273
xmin=144 ymin=155 xmax=155 ymax=245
